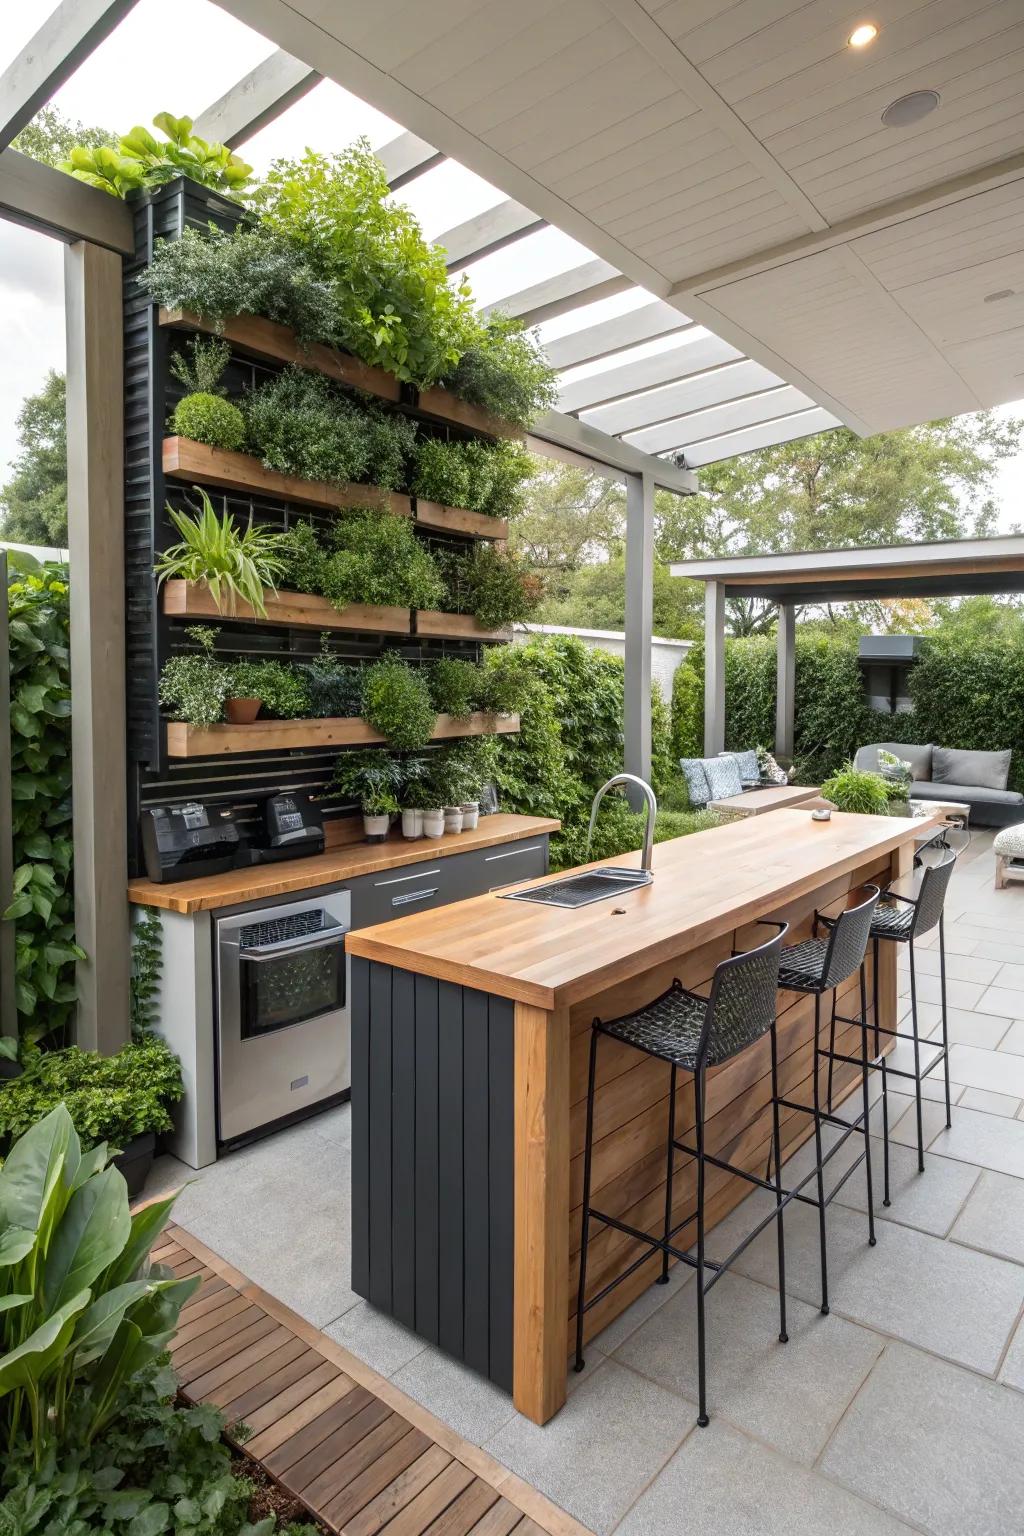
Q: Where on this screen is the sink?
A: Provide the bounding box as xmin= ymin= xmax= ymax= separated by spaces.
xmin=502 ymin=867 xmax=653 ymax=909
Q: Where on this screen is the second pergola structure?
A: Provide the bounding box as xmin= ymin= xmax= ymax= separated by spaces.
xmin=670 ymin=538 xmax=1024 ymax=759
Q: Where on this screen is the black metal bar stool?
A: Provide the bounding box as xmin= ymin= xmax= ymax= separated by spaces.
xmin=825 ymin=848 xmax=957 ymax=1205
xmin=774 ymin=885 xmax=880 ymax=1317
xmin=574 ymin=919 xmax=789 ymax=1428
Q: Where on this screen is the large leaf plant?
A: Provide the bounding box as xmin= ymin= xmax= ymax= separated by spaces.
xmin=63 ymin=113 xmax=252 ymax=200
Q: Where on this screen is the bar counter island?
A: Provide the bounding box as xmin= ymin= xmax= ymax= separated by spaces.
xmin=345 ymin=807 xmax=936 ymax=1426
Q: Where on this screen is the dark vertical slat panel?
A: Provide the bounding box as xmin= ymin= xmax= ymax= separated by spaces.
xmin=367 ymin=961 xmax=393 ymax=1311
xmin=350 ymin=957 xmax=371 ymax=1299
xmin=391 ymin=968 xmax=417 ymax=1329
xmin=437 ymin=981 xmax=464 ymax=1360
xmin=487 ymin=997 xmax=515 ymax=1392
xmin=462 ymin=989 xmax=490 ymax=1377
xmin=414 ymin=974 xmax=440 ymax=1344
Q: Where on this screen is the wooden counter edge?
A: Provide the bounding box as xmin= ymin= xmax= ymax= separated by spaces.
xmin=127 ymin=815 xmax=561 ymax=914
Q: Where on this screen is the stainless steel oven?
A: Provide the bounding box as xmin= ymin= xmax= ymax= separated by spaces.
xmin=215 ymin=890 xmax=350 ymax=1145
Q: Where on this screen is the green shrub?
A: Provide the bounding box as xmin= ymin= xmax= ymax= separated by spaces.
xmin=4 ymin=567 xmax=81 ymax=1047
xmin=480 ymin=439 xmax=534 ymax=519
xmin=329 ymin=748 xmax=403 ymax=814
xmin=478 ymin=648 xmax=530 ymax=715
xmin=158 ymin=624 xmax=229 ymax=725
xmin=909 ymin=631 xmax=1024 ymax=792
xmin=170 ymin=335 xmax=231 ymax=395
xmin=365 ymin=408 xmax=418 ymax=491
xmin=414 ymin=438 xmax=470 ymax=508
xmin=129 ymin=907 xmax=162 ymax=1040
xmin=322 ymin=511 xmax=444 ymax=610
xmin=428 ymin=657 xmax=480 ymax=719
xmin=243 ymin=367 xmax=374 ymax=486
xmin=361 ymin=654 xmax=437 ymax=749
xmin=820 ymin=763 xmax=890 ymax=815
xmin=441 ymin=543 xmax=543 ymax=630
xmin=227 ymin=659 xmax=309 ymax=718
xmin=155 ymin=488 xmax=290 ymax=615
xmin=670 ymin=653 xmax=703 ymax=762
xmin=170 ymin=391 xmax=246 ymax=451
xmin=278 ymin=520 xmax=326 ymax=594
xmin=413 ymin=437 xmax=534 ymax=518
xmin=299 ymin=639 xmax=363 ymax=718
xmin=444 ymin=313 xmax=558 ymax=427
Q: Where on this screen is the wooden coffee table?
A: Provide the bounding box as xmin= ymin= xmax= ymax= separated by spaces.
xmin=708 ymin=784 xmax=821 ymax=817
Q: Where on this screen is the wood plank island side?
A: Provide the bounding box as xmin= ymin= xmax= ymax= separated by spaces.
xmin=708 ymin=784 xmax=821 ymax=816
xmin=347 ymin=812 xmax=940 ymax=1425
xmin=162 ymin=437 xmax=411 ymax=518
xmin=165 ymin=711 xmax=521 ymax=758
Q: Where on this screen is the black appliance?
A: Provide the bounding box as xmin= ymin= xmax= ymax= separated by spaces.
xmin=244 ymin=792 xmax=325 ymax=864
xmin=140 ymin=802 xmax=241 ymax=884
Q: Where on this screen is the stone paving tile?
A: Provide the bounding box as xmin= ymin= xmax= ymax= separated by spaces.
xmin=827 ymin=1135 xmax=978 ymax=1239
xmin=998 ymin=1020 xmax=1024 ymax=1055
xmin=390 ymin=1346 xmax=518 ymax=1444
xmin=482 ymin=1358 xmax=691 ymax=1536
xmin=994 ymin=961 xmax=1024 ymax=990
xmin=590 ymin=1253 xmax=692 ymax=1356
xmin=707 ymin=1191 xmax=1023 ymax=1375
xmin=999 ymin=1317 xmax=1024 ymax=1392
xmin=613 ymin=1270 xmax=881 ymax=1466
xmin=974 ymin=984 xmax=1024 ymax=1019
xmin=890 ymin=1094 xmax=956 ymax=1153
xmin=906 ymin=999 xmax=1011 ymax=1048
xmin=959 ymin=1087 xmax=1022 ymax=1117
xmin=948 ymin=1167 xmax=1024 ymax=1265
xmin=949 ymin=1043 xmax=1024 ymax=1098
xmin=928 ymin=1104 xmax=1024 ymax=1179
xmin=323 ymin=1300 xmax=426 ymax=1377
xmin=972 ymin=939 xmax=1024 ymax=965
xmin=898 ymin=972 xmax=984 ymax=1009
xmin=902 ymin=948 xmax=1001 ymax=984
xmin=615 ymin=1418 xmax=917 ymax=1536
xmin=820 ymin=1342 xmax=1024 ymax=1536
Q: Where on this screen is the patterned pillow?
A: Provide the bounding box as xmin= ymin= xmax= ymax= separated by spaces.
xmin=703 ymin=756 xmax=744 ymax=799
xmin=679 ymin=758 xmax=711 ymax=807
xmin=733 ymin=749 xmax=760 ymax=783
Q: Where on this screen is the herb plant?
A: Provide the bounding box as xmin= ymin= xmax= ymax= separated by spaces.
xmin=170 ymin=336 xmax=232 ymax=395
xmin=444 ymin=312 xmax=559 ymax=426
xmin=243 ymin=368 xmax=417 ymax=491
xmin=129 ymin=907 xmax=163 ymax=1039
xmin=428 ymin=657 xmax=480 ymax=719
xmin=170 ymin=391 xmax=246 ymax=451
xmin=157 ymin=624 xmax=229 ymax=725
xmin=227 ymin=660 xmax=310 ymax=718
xmin=321 ymin=511 xmax=444 ymax=610
xmin=64 ymin=112 xmax=252 ymax=199
xmin=0 ymin=1035 xmax=184 ymax=1153
xmin=413 ymin=436 xmax=534 ymax=517
xmin=413 ymin=438 xmax=470 ymax=509
xmin=361 ymin=654 xmax=437 ymax=750
xmin=329 ymin=749 xmax=403 ymax=814
xmin=155 ymin=489 xmax=290 ymax=616
xmin=299 ymin=638 xmax=363 ymax=718
xmin=278 ymin=520 xmax=327 ymax=595
xmin=445 ymin=543 xmax=543 ymax=630
xmin=820 ymin=764 xmax=891 ymax=815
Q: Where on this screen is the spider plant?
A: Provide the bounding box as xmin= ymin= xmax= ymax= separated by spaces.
xmin=154 ymin=487 xmax=290 ymax=617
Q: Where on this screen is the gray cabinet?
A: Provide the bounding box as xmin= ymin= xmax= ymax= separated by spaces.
xmin=350 ymin=833 xmax=549 ymax=929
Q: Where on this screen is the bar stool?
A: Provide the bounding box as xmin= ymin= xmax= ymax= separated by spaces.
xmin=574 ymin=919 xmax=789 ymax=1428
xmin=825 ymin=848 xmax=957 ymax=1205
xmin=774 ymin=885 xmax=880 ymax=1317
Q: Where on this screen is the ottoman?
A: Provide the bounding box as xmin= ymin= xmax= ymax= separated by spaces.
xmin=993 ymin=824 xmax=1024 ymax=889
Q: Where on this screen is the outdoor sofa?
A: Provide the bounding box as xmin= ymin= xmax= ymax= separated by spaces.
xmin=854 ymin=742 xmax=1024 ymax=829
xmin=679 ymin=750 xmax=764 ymax=808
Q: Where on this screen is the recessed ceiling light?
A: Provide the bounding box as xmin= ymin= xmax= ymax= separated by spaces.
xmin=984 ymin=289 xmax=1016 ymax=303
xmin=881 ymin=89 xmax=941 ymax=127
xmin=848 ymin=22 xmax=878 ymax=47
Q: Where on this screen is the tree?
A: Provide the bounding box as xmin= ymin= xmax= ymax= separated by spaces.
xmin=535 ymin=555 xmax=702 ymax=640
xmin=11 ymin=105 xmax=115 ymax=167
xmin=656 ymin=415 xmax=1024 ymax=634
xmin=511 ymin=457 xmax=624 ymax=598
xmin=0 ymin=373 xmax=68 ymax=547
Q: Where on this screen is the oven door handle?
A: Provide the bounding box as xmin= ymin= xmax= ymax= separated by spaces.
xmin=241 ymin=929 xmax=348 ymax=962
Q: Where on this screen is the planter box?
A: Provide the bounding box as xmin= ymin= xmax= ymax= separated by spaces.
xmin=162 ymin=580 xmax=411 ymax=635
xmin=415 ymin=383 xmax=525 ymax=442
xmin=414 ymin=498 xmax=508 ymax=540
xmin=166 ymin=712 xmax=521 ymax=758
xmin=416 ymin=610 xmax=512 ymax=642
xmin=114 ymin=1132 xmax=156 ymax=1198
xmin=163 ymin=437 xmax=411 ymax=517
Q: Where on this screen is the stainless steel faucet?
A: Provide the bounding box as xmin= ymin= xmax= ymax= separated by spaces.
xmin=587 ymin=773 xmax=658 ymax=875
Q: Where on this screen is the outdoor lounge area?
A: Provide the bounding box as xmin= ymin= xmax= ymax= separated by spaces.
xmin=3 ymin=3 xmax=1024 ymax=1536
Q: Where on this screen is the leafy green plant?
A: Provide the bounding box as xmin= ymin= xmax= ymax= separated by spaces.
xmin=820 ymin=763 xmax=891 ymax=815
xmin=0 ymin=1035 xmax=184 ymax=1153
xmin=278 ymin=520 xmax=327 ymax=595
xmin=398 ymin=756 xmax=436 ymax=810
xmin=329 ymin=749 xmax=403 ymax=814
xmin=170 ymin=392 xmax=246 ymax=452
xmin=477 ymin=649 xmax=529 ymax=715
xmin=480 ymin=439 xmax=534 ymax=519
xmin=226 ymin=660 xmax=309 ymax=719
xmin=63 ymin=112 xmax=252 ymax=199
xmin=0 ymin=1104 xmax=195 ymax=1467
xmin=155 ymin=490 xmax=289 ymax=616
xmin=321 ymin=511 xmax=444 ymax=610
xmin=129 ymin=908 xmax=163 ymax=1040
xmin=157 ymin=625 xmax=229 ymax=726
xmin=3 ymin=567 xmax=81 ymax=1044
xmin=436 ymin=737 xmax=499 ymax=804
xmin=413 ymin=438 xmax=470 ymax=509
xmin=170 ymin=337 xmax=232 ymax=396
xmin=298 ymin=638 xmax=363 ymax=719
xmin=428 ymin=657 xmax=480 ymax=720
xmin=242 ymin=367 xmax=417 ymax=490
xmin=361 ymin=655 xmax=437 ymax=750
xmin=250 ymin=144 xmax=475 ymax=386
xmin=443 ymin=312 xmax=558 ymax=427
xmin=442 ymin=543 xmax=543 ymax=630
xmin=413 ymin=436 xmax=534 ymax=519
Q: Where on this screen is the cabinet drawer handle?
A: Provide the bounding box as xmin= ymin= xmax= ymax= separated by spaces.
xmin=376 ymin=866 xmax=442 ymax=887
xmin=484 ymin=843 xmax=543 ymax=863
xmin=391 ymin=887 xmax=439 ymax=907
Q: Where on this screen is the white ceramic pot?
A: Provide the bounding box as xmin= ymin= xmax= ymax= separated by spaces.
xmin=461 ymin=802 xmax=480 ymax=830
xmin=363 ymin=812 xmax=390 ymax=842
xmin=422 ymin=808 xmax=445 ymax=839
xmin=401 ymin=808 xmax=423 ymax=840
xmin=443 ymin=806 xmax=464 ymax=834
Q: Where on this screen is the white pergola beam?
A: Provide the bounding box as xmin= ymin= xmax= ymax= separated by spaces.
xmin=624 ymin=385 xmax=815 ymax=455
xmin=624 ymin=471 xmax=654 ymax=791
xmin=583 ymin=358 xmax=782 ymax=437
xmin=544 ymin=300 xmax=693 ymax=371
xmin=0 ymin=146 xmax=133 ymax=252
xmin=704 ymin=582 xmax=726 ymax=756
xmin=378 ymin=130 xmax=443 ymax=189
xmin=683 ymin=407 xmax=839 ymax=467
xmin=0 ymin=0 xmax=136 ymax=151
xmin=776 ymin=604 xmax=795 ymax=759
xmin=483 ymin=258 xmax=631 ymax=326
xmin=194 ymin=50 xmax=320 ymax=148
xmin=529 ymin=410 xmax=695 ymax=496
xmin=438 ymin=199 xmax=544 ymax=269
xmin=558 ymin=333 xmax=741 ymax=414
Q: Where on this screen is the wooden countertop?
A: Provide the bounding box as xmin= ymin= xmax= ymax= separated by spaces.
xmin=127 ymin=814 xmax=560 ymax=914
xmin=345 ymin=809 xmax=936 ymax=1010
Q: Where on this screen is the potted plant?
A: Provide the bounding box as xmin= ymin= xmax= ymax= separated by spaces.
xmin=877 ymin=748 xmax=914 ymax=816
xmin=820 ymin=763 xmax=891 ymax=815
xmin=329 ymin=750 xmax=403 ymax=842
xmin=157 ymin=623 xmax=229 ymax=725
xmin=154 ymin=486 xmax=290 ymax=617
xmin=428 ymin=752 xmax=467 ymax=834
xmin=399 ymin=757 xmax=433 ymax=839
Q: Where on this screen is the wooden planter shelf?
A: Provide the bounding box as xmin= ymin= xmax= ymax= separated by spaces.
xmin=416 ymin=383 xmax=525 ymax=442
xmin=416 ymin=609 xmax=512 ymax=642
xmin=161 ymin=580 xmax=412 ymax=634
xmin=159 ymin=308 xmax=401 ymax=403
xmin=165 ymin=712 xmax=521 ymax=758
xmin=414 ymin=498 xmax=508 ymax=540
xmin=163 ymin=437 xmax=410 ymax=517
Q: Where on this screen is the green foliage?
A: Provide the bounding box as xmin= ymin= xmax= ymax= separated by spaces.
xmin=329 ymin=750 xmax=403 ymax=815
xmin=227 ymin=660 xmax=309 ymax=719
xmin=534 ymin=555 xmax=702 ymax=641
xmin=555 ymin=802 xmax=724 ymax=868
xmin=441 ymin=543 xmax=543 ymax=630
xmin=157 ymin=625 xmax=229 ymax=726
xmin=63 ymin=112 xmax=251 ymax=199
xmin=476 ymin=647 xmax=530 ymax=715
xmin=820 ymin=764 xmax=891 ymax=815
xmin=0 ymin=1036 xmax=183 ymax=1153
xmin=0 ymin=372 xmax=68 ymax=547
xmin=170 ymin=392 xmax=246 ymax=452
xmin=155 ymin=491 xmax=289 ymax=616
xmin=3 ymin=567 xmax=81 ymax=1043
xmin=428 ymin=658 xmax=480 ymax=720
xmin=251 ymin=145 xmax=475 ymax=386
xmin=169 ymin=337 xmax=231 ymax=396
xmin=129 ymin=909 xmax=163 ymax=1040
xmin=11 ymin=107 xmax=115 ymax=170
xmin=0 ymin=1104 xmax=194 ymax=1466
xmin=277 ymin=521 xmax=326 ymax=596
xmin=319 ymin=511 xmax=444 ymax=611
xmin=298 ymin=639 xmax=363 ymax=719
xmin=413 ymin=437 xmax=533 ymax=518
xmin=360 ymin=655 xmax=437 ymax=750
xmin=242 ymin=367 xmax=416 ymax=491
xmin=908 ymin=630 xmax=1024 ymax=793
xmin=443 ymin=313 xmax=558 ymax=428
xmin=670 ymin=653 xmax=703 ymax=761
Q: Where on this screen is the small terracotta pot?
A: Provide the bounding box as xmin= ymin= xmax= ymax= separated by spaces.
xmin=225 ymin=696 xmax=261 ymax=724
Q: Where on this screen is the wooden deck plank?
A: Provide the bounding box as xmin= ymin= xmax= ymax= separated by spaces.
xmin=179 ymin=1277 xmax=232 ymax=1319
xmin=464 ymin=1502 xmax=524 ymax=1535
xmin=378 ymin=1463 xmax=476 ymax=1536
xmin=186 ymin=1323 xmax=296 ymax=1397
xmin=224 ymin=1358 xmax=339 ymax=1435
xmin=173 ymin=1292 xmax=253 ymax=1346
xmin=323 ymin=1429 xmax=436 ymax=1533
xmin=266 ymin=1390 xmax=383 ymax=1478
xmin=215 ymin=1342 xmax=323 ymax=1419
xmin=423 ymin=1480 xmax=500 ymax=1535
xmin=298 ymin=1414 xmax=412 ymax=1509
xmin=245 ymin=1374 xmax=358 ymax=1458
xmin=172 ymin=1305 xmax=270 ymax=1367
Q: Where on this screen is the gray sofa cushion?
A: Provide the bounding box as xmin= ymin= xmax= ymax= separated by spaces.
xmin=854 ymin=742 xmax=933 ymax=781
xmin=933 ymin=746 xmax=1011 ymax=792
xmin=730 ymin=749 xmax=760 ymax=783
xmin=703 ymin=755 xmax=744 ymax=799
xmin=680 ymin=758 xmax=710 ymax=807
xmin=910 ymin=780 xmax=1023 ymax=807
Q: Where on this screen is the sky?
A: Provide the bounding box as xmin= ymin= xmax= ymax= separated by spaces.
xmin=1 ymin=0 xmax=1023 ymax=521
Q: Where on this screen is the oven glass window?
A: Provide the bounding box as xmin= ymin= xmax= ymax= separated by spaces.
xmin=238 ymin=911 xmax=345 ymax=1037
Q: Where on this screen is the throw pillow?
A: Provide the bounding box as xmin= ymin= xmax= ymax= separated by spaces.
xmin=733 ymin=749 xmax=760 ymax=783
xmin=680 ymin=758 xmax=711 ymax=807
xmin=703 ymin=756 xmax=744 ymax=799
xmin=933 ymin=747 xmax=1011 ymax=792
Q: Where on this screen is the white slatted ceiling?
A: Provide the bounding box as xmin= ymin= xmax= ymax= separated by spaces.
xmin=580 ymin=358 xmax=787 ymax=437
xmin=683 ymin=407 xmax=840 ymax=466
xmin=557 ymin=332 xmax=741 ymax=412
xmin=623 ymin=385 xmax=818 ymax=454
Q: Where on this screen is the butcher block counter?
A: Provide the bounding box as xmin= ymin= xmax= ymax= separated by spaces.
xmin=346 ymin=809 xmax=941 ymax=1425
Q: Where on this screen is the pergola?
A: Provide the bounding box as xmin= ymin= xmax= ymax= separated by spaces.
xmin=670 ymin=535 xmax=1024 ymax=759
